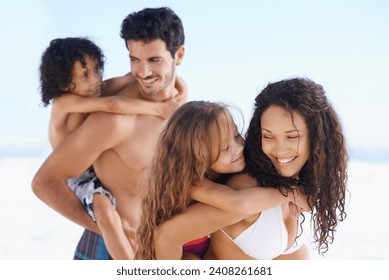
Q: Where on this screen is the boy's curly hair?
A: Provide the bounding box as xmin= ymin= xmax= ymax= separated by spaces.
xmin=39 ymin=37 xmax=105 ymax=106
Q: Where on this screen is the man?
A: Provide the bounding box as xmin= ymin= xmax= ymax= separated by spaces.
xmin=32 ymin=7 xmax=186 ymax=260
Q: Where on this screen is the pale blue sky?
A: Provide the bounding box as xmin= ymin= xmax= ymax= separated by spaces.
xmin=1 ymin=0 xmax=388 ymax=160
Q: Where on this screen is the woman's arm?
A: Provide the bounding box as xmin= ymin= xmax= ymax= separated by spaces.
xmin=190 ymin=176 xmax=309 ymax=215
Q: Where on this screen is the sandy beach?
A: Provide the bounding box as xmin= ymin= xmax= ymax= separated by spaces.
xmin=0 ymin=156 xmax=387 ymax=260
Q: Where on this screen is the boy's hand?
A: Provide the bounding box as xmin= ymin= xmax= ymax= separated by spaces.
xmin=160 ymin=92 xmax=186 ymax=119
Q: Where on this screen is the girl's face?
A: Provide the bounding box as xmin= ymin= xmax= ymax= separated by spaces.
xmin=67 ymin=55 xmax=102 ymax=97
xmin=261 ymin=105 xmax=310 ymax=178
xmin=209 ymin=114 xmax=245 ymax=174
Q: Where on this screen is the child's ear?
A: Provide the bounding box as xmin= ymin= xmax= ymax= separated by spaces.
xmin=62 ymin=83 xmax=73 ymax=93
xmin=62 ymin=85 xmax=69 ymax=92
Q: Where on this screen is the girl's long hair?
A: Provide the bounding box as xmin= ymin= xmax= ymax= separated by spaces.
xmin=244 ymin=77 xmax=348 ymax=254
xmin=135 ymin=101 xmax=232 ymax=259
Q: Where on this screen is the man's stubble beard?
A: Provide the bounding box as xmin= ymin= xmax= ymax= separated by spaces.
xmin=137 ymin=66 xmax=176 ymax=102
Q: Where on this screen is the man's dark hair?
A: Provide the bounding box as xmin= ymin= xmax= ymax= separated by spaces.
xmin=120 ymin=7 xmax=185 ymax=57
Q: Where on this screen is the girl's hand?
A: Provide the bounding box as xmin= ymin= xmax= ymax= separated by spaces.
xmin=288 ymin=202 xmax=304 ymax=217
xmin=292 ymin=188 xmax=311 ymax=213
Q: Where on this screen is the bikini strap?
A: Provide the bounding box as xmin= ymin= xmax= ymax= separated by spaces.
xmin=219 ymin=228 xmax=234 ymax=240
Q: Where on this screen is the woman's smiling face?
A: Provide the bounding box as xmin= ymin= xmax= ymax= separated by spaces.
xmin=260 ymin=105 xmax=310 ymax=178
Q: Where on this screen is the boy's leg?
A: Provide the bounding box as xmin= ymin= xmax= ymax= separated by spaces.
xmin=93 ymin=194 xmax=134 ymax=260
xmin=68 ymin=169 xmax=111 ymax=260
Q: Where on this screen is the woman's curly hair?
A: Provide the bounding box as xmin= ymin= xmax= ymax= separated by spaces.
xmin=39 ymin=37 xmax=105 ymax=106
xmin=244 ymin=77 xmax=348 ymax=254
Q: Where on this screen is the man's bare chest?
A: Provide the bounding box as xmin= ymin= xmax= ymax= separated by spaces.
xmin=115 ymin=116 xmax=167 ymax=170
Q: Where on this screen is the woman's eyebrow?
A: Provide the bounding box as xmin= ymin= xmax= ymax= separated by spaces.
xmin=261 ymin=128 xmax=302 ymax=133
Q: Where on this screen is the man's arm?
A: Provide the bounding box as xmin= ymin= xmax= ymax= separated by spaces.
xmin=32 ymin=112 xmax=127 ymax=233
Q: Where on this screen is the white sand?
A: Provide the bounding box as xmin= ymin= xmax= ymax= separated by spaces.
xmin=0 ymin=157 xmax=387 ymax=259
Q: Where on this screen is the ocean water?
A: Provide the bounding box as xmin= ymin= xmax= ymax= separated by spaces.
xmin=0 ymin=156 xmax=387 ymax=260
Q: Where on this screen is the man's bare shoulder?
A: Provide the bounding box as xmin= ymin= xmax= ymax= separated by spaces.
xmin=82 ymin=112 xmax=136 ymax=136
xmin=102 ymin=72 xmax=139 ymax=98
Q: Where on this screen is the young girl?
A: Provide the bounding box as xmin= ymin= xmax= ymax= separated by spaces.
xmin=39 ymin=37 xmax=186 ymax=259
xmin=154 ymin=77 xmax=348 ymax=260
xmin=135 ymin=101 xmax=309 ymax=260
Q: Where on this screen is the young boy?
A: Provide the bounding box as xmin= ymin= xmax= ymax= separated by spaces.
xmin=39 ymin=37 xmax=186 ymax=259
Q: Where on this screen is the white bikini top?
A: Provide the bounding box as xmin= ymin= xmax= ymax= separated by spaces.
xmin=220 ymin=205 xmax=303 ymax=259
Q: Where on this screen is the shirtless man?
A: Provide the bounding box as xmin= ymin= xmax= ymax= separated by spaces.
xmin=31 ymin=7 xmax=186 ymax=260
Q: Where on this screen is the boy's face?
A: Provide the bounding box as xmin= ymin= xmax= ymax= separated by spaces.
xmin=128 ymin=39 xmax=184 ymax=102
xmin=67 ymin=55 xmax=102 ymax=97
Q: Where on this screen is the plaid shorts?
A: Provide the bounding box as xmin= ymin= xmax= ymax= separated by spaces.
xmin=73 ymin=229 xmax=112 ymax=260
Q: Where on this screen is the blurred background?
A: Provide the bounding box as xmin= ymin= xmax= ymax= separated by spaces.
xmin=0 ymin=0 xmax=388 ymax=259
